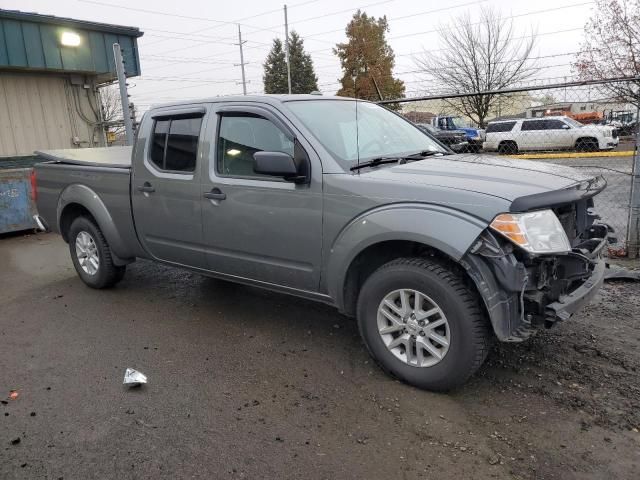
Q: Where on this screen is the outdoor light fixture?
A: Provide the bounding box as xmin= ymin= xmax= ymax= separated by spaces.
xmin=60 ymin=31 xmax=81 ymax=47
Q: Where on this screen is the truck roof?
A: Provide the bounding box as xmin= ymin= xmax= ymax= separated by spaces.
xmin=147 ymin=94 xmax=354 ymax=110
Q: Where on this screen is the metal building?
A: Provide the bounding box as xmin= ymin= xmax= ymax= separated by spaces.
xmin=0 ymin=9 xmax=143 ymax=156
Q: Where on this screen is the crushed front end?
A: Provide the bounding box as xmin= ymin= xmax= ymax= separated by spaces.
xmin=461 ymin=176 xmax=612 ymax=342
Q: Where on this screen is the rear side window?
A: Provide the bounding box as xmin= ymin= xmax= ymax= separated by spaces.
xmin=149 ymin=116 xmax=203 ymax=173
xmin=486 ymin=121 xmax=516 ymax=133
xmin=150 ymin=120 xmax=169 ymax=169
xmin=521 ymin=120 xmax=546 ymax=131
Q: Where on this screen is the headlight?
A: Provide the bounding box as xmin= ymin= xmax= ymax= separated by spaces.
xmin=490 ymin=210 xmax=571 ymax=254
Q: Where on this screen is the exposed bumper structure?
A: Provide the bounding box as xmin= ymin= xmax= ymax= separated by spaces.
xmin=545 ymin=258 xmax=605 ymax=322
xmin=462 ymin=222 xmax=611 ymax=342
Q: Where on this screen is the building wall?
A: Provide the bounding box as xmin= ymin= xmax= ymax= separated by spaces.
xmin=0 ymin=72 xmax=104 ymax=156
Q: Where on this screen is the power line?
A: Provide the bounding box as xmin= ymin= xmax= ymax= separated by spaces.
xmin=241 ymin=0 xmax=395 ymax=37
xmin=137 ymin=49 xmax=589 ymax=90
xmin=78 ymin=0 xmax=267 ymax=29
xmin=296 ymin=0 xmax=488 ymax=44
xmin=142 ymin=0 xmax=323 ymax=48
xmin=387 ymin=2 xmax=593 ymax=41
xmin=304 ymin=4 xmax=591 ymax=55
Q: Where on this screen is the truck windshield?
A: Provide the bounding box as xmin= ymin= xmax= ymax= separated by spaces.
xmin=286 ymin=100 xmax=446 ymax=165
xmin=450 ymin=117 xmax=469 ymax=129
xmin=563 ymin=117 xmax=584 ymax=128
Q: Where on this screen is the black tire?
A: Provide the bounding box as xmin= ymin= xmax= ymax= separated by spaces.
xmin=356 ymin=257 xmax=492 ymax=391
xmin=498 ymin=141 xmax=518 ymax=155
xmin=575 ymin=138 xmax=599 ymax=152
xmin=67 ymin=216 xmax=126 ymax=289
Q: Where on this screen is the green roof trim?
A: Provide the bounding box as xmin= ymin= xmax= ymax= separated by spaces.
xmin=0 ymin=9 xmax=143 ymax=82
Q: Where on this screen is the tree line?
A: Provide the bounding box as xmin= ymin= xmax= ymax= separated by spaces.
xmin=261 ymin=3 xmax=639 ymax=126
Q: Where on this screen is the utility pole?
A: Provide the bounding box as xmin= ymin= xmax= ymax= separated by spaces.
xmin=130 ymin=102 xmax=138 ymax=134
xmin=236 ymin=24 xmax=247 ymax=95
xmin=113 ymin=43 xmax=134 ymax=146
xmin=284 ymin=4 xmax=292 ymax=94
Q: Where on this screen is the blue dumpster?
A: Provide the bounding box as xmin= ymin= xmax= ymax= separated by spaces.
xmin=0 ymin=156 xmax=40 ymax=234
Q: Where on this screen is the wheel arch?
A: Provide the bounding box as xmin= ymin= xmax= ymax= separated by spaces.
xmin=325 ymin=203 xmax=488 ymax=315
xmin=575 ymin=136 xmax=599 ymax=147
xmin=57 ymin=184 xmax=134 ymax=263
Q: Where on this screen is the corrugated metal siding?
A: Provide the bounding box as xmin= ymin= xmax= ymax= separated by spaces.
xmin=0 ymin=73 xmax=101 ymax=156
xmin=0 ymin=16 xmax=141 ymax=81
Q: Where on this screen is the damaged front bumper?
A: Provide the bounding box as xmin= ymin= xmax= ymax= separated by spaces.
xmin=461 ymin=223 xmax=611 ymax=342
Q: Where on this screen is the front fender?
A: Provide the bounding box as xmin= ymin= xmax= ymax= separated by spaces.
xmin=57 ymin=184 xmax=133 ymax=260
xmin=326 ymin=203 xmax=488 ymax=309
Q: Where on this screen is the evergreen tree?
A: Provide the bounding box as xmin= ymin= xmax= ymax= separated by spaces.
xmin=288 ymin=31 xmax=318 ymax=94
xmin=334 ymin=10 xmax=405 ymax=107
xmin=263 ymin=31 xmax=318 ymax=94
xmin=263 ymin=38 xmax=288 ymax=94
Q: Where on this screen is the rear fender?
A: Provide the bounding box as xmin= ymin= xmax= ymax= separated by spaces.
xmin=57 ymin=184 xmax=133 ymax=262
xmin=326 ymin=203 xmax=488 ymax=309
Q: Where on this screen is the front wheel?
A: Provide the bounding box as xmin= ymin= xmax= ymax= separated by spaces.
xmin=356 ymin=258 xmax=492 ymax=391
xmin=68 ymin=216 xmax=126 ymax=289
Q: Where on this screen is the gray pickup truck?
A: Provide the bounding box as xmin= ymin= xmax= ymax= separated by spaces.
xmin=33 ymin=95 xmax=610 ymax=391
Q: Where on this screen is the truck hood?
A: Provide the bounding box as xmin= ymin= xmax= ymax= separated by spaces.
xmin=580 ymin=124 xmax=614 ymax=133
xmin=362 ymin=153 xmax=596 ymax=202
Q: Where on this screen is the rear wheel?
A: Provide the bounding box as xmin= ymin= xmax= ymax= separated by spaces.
xmin=68 ymin=216 xmax=126 ymax=289
xmin=498 ymin=141 xmax=518 ymax=155
xmin=356 ymin=257 xmax=492 ymax=391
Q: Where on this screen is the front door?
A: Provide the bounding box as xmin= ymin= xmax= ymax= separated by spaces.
xmin=200 ymin=105 xmax=323 ymax=292
xmin=544 ymin=119 xmax=573 ymax=149
xmin=132 ymin=110 xmax=207 ymax=268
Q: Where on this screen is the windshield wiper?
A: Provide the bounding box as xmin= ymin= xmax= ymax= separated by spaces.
xmin=350 ymin=157 xmax=402 ymax=171
xmin=350 ymin=151 xmax=446 ymax=171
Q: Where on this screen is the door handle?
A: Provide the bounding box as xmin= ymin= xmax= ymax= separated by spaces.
xmin=137 ymin=182 xmax=155 ymax=193
xmin=204 ymin=188 xmax=226 ymax=201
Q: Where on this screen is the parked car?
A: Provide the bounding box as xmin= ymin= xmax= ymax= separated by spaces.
xmin=33 ymin=95 xmax=610 ymax=391
xmin=483 ymin=116 xmax=619 ymax=154
xmin=415 ymin=123 xmax=469 ymax=153
xmin=430 ymin=116 xmax=485 ymax=152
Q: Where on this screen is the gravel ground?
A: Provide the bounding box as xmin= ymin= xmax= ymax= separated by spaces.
xmin=1 ymin=233 xmax=639 ymax=480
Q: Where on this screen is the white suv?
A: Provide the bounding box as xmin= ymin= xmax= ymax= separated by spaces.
xmin=483 ymin=116 xmax=619 ymax=154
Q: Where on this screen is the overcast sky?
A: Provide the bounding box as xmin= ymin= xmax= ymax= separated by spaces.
xmin=6 ymin=0 xmax=595 ymax=114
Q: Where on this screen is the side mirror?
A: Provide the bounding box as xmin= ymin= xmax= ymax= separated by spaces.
xmin=253 ymin=151 xmax=305 ymax=182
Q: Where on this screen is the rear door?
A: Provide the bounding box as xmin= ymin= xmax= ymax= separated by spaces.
xmin=131 ymin=107 xmax=207 ymax=268
xmin=199 ymin=103 xmax=323 ymax=292
xmin=518 ymin=119 xmax=546 ymax=150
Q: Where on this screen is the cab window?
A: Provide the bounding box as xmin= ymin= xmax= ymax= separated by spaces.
xmin=149 ymin=116 xmax=202 ymax=173
xmin=217 ymin=113 xmax=294 ymax=178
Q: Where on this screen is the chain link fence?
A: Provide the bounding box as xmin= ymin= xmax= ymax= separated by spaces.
xmin=388 ymin=78 xmax=640 ymax=257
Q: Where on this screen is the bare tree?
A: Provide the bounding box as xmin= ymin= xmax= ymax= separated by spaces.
xmin=414 ymin=7 xmax=537 ymax=127
xmin=574 ymin=0 xmax=640 ymax=106
xmin=98 ymin=84 xmax=124 ymax=139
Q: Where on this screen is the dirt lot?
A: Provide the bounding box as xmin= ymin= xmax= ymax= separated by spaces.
xmin=1 ymin=233 xmax=639 ymax=479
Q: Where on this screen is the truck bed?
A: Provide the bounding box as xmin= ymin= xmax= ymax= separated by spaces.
xmin=33 ymin=147 xmax=143 ymax=261
xmin=35 ymin=146 xmax=132 ymax=169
